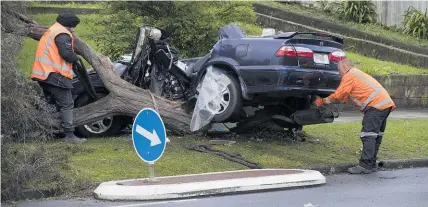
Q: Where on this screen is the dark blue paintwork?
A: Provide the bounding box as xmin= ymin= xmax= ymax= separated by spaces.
xmin=196 ymin=24 xmax=344 ymax=100
xmin=72 ymin=24 xmax=344 ymax=105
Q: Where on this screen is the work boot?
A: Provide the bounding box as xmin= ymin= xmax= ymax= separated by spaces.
xmin=348 ymin=165 xmax=373 ymax=174
xmin=64 ymin=132 xmax=87 ymax=144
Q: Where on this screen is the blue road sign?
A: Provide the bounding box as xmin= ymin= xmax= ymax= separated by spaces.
xmin=132 ymin=108 xmax=166 ymax=163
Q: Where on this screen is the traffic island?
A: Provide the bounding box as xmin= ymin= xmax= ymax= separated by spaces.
xmin=93 ymin=169 xmax=326 ymax=201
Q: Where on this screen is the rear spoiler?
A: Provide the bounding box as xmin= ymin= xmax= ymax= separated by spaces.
xmin=273 ymin=32 xmax=344 ymax=45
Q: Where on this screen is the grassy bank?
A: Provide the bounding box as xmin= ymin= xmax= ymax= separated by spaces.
xmin=258 ymin=2 xmax=428 ymax=47
xmin=18 ymin=118 xmax=426 ymax=183
xmin=346 ymin=52 xmax=428 ymax=75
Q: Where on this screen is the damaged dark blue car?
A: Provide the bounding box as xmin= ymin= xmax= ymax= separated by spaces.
xmin=72 ymin=24 xmax=343 ymax=137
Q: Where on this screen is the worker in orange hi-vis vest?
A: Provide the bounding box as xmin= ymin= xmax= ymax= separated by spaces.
xmin=31 ymin=13 xmax=86 ymax=144
xmin=314 ymin=59 xmax=396 ymax=174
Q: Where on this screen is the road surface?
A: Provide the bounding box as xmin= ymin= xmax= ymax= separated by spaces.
xmin=210 ymin=108 xmax=428 ymax=131
xmin=4 ymin=167 xmax=427 ymax=207
xmin=333 ymin=109 xmax=428 ymax=123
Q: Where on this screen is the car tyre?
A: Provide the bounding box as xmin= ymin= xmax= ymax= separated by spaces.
xmin=212 ymin=69 xmax=242 ymax=123
xmin=75 ymin=92 xmax=124 ymax=138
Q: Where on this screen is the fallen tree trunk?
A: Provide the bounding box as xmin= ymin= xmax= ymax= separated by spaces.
xmin=3 ymin=9 xmax=193 ymax=135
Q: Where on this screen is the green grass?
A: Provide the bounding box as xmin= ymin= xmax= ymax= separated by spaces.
xmin=214 ymin=119 xmax=428 ymax=169
xmin=34 ymin=119 xmax=426 ymax=183
xmin=347 ymin=52 xmax=428 ymax=75
xmin=28 ymin=2 xmax=106 ymax=9
xmin=257 ymin=1 xmax=428 ymax=47
xmin=17 ymin=13 xmax=103 ymax=75
xmin=71 ymin=137 xmax=246 ymax=183
xmin=10 ymin=119 xmax=428 ymax=193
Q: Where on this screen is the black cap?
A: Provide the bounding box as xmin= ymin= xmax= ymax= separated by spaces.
xmin=56 ymin=13 xmax=80 ymax=28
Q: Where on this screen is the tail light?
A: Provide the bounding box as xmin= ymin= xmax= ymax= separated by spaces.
xmin=295 ymin=47 xmax=313 ymax=58
xmin=329 ymin=50 xmax=345 ymax=61
xmin=275 ymin=46 xmax=313 ymax=58
xmin=275 ymin=46 xmax=296 ymax=57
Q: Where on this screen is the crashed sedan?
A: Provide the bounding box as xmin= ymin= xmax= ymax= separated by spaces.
xmin=71 ymin=24 xmax=342 ymax=137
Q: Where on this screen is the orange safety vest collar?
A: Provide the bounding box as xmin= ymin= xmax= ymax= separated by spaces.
xmin=31 ymin=22 xmax=74 ymax=81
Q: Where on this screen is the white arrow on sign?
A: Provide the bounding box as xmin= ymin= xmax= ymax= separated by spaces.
xmin=136 ymin=125 xmax=162 ymax=147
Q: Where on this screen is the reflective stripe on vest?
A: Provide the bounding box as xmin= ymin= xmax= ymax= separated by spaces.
xmin=42 ymin=28 xmax=60 ymax=58
xmin=34 ymin=57 xmax=73 ymax=74
xmin=348 ymin=69 xmax=393 ymax=111
xmin=31 ymin=70 xmax=49 ymax=78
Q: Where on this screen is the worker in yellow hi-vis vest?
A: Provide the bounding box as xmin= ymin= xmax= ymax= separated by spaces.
xmin=31 ymin=13 xmax=86 ymax=144
xmin=314 ymin=59 xmax=396 ymax=174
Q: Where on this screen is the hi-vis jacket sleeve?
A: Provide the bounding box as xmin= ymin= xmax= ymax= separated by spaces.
xmin=324 ymin=73 xmax=354 ymax=104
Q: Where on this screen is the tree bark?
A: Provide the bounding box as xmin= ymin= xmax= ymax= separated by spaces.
xmin=4 ymin=11 xmax=193 ymax=135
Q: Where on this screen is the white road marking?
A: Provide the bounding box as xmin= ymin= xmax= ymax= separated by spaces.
xmin=109 ymin=199 xmax=198 ymax=207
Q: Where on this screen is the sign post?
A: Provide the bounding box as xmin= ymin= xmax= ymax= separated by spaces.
xmin=132 ymin=108 xmax=167 ymax=182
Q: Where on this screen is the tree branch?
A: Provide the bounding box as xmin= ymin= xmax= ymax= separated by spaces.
xmin=6 ymin=7 xmax=38 ymax=24
xmin=5 ymin=10 xmax=194 ymax=135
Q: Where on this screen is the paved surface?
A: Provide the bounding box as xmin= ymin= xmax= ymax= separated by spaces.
xmin=333 ymin=109 xmax=428 ymax=123
xmin=4 ymin=167 xmax=427 ymax=207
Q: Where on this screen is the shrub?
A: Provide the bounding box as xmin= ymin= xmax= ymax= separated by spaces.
xmin=87 ymin=11 xmax=141 ymax=60
xmin=342 ymin=1 xmax=377 ymax=24
xmin=95 ymin=1 xmax=258 ymax=58
xmin=89 ymin=11 xmax=142 ymax=60
xmin=314 ymin=0 xmax=343 ymax=14
xmin=403 ymin=7 xmax=428 ymax=40
xmin=1 ymin=141 xmax=94 ymax=201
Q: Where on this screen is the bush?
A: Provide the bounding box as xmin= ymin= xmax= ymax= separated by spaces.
xmin=89 ymin=11 xmax=141 ymax=60
xmin=403 ymin=7 xmax=428 ymax=40
xmin=342 ymin=1 xmax=377 ymax=24
xmin=314 ymin=0 xmax=343 ymax=14
xmin=96 ymin=1 xmax=258 ymax=58
xmin=1 ymin=141 xmax=94 ymax=201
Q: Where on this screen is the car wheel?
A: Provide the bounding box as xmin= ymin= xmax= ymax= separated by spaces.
xmin=212 ymin=69 xmax=242 ymax=123
xmin=74 ymin=92 xmax=124 ymax=138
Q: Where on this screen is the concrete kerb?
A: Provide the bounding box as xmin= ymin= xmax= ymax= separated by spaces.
xmin=310 ymin=157 xmax=428 ymax=175
xmin=93 ymin=169 xmax=326 ymax=201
